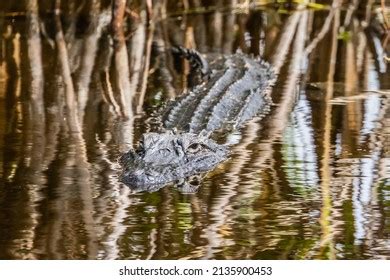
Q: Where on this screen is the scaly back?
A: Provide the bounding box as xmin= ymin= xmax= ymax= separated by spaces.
xmin=163 ymin=51 xmax=275 ymax=135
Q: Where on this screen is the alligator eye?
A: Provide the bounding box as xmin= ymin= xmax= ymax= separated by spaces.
xmin=189 ymin=176 xmax=200 ymax=186
xmin=187 ymin=143 xmax=203 ymax=153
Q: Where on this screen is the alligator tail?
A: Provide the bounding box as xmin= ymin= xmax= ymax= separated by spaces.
xmin=171 ymin=46 xmax=211 ymax=79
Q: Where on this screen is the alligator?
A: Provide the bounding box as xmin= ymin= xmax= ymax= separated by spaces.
xmin=120 ymin=47 xmax=276 ymax=192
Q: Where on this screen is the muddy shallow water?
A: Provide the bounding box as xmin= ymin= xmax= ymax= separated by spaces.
xmin=0 ymin=4 xmax=389 ymax=259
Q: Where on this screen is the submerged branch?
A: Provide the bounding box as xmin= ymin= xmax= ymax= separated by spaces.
xmin=304 ymin=8 xmax=335 ymax=55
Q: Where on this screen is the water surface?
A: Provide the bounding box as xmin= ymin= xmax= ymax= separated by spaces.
xmin=0 ymin=4 xmax=389 ymax=259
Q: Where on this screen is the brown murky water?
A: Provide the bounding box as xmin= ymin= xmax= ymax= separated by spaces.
xmin=0 ymin=3 xmax=389 ymax=259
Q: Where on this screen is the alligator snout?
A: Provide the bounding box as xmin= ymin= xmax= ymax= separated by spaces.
xmin=120 ymin=165 xmax=168 ymax=187
xmin=120 ymin=169 xmax=142 ymax=186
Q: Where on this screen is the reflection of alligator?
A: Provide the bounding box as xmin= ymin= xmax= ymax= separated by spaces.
xmin=120 ymin=47 xmax=275 ymax=192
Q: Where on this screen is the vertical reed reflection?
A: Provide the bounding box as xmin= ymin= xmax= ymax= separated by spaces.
xmin=54 ymin=0 xmax=80 ymax=133
xmin=112 ymin=0 xmax=132 ymax=118
xmin=17 ymin=0 xmax=46 ymax=259
xmin=74 ymin=0 xmax=106 ymax=122
xmin=317 ymin=6 xmax=339 ymax=260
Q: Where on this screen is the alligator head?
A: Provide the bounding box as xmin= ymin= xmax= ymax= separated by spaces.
xmin=119 ymin=131 xmax=228 ymax=190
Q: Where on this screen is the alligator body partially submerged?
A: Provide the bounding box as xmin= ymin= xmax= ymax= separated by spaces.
xmin=120 ymin=48 xmax=275 ymax=192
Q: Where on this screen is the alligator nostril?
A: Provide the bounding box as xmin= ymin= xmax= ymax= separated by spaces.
xmin=119 ymin=150 xmax=135 ymax=165
xmin=136 ymin=148 xmax=145 ymax=157
xmin=120 ymin=171 xmax=137 ymax=185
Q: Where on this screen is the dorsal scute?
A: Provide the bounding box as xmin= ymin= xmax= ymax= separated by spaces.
xmin=205 ymin=54 xmax=274 ymax=132
xmin=163 ymin=52 xmax=275 ymax=134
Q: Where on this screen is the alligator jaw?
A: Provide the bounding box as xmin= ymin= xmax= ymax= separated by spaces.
xmin=120 ymin=131 xmax=228 ymax=190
